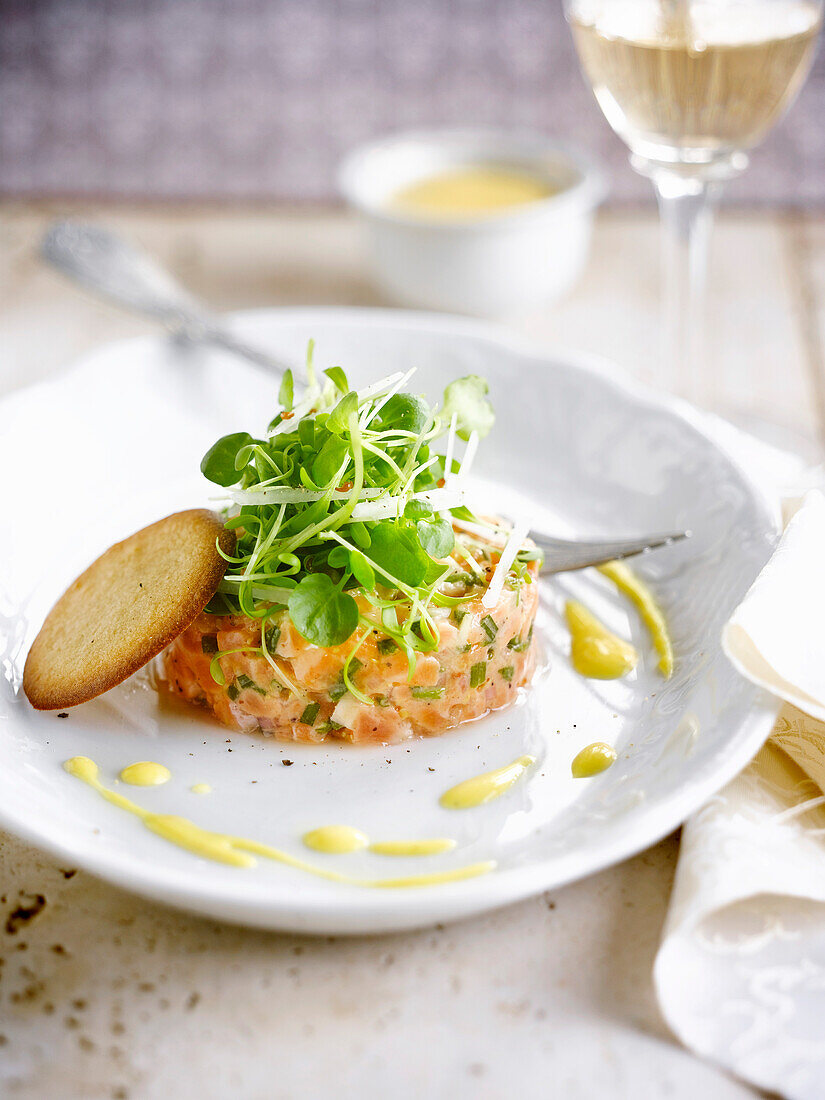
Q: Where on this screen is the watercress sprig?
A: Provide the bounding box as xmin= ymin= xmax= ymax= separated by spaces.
xmin=200 ymin=344 xmax=497 ymax=662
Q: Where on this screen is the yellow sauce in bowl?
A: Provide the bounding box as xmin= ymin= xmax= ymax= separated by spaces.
xmin=390 ymin=166 xmax=556 ymax=219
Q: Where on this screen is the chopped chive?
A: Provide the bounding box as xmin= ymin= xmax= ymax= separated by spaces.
xmin=347 ymin=656 xmax=363 ymax=676
xmin=470 ymin=661 xmax=486 ymax=688
xmin=451 ymin=607 xmax=467 ymax=625
xmin=264 ymin=624 xmax=281 ymax=651
xmin=201 ymin=635 xmax=219 ymax=654
xmin=507 ymin=635 xmax=529 ymax=652
xmin=377 ymin=637 xmax=396 ymax=655
xmin=329 ymin=681 xmax=348 ymax=702
xmin=316 ymin=720 xmax=345 ymax=735
xmin=300 ymin=702 xmax=320 ymax=725
xmin=227 ymin=682 xmax=240 ymax=701
xmin=237 ymin=673 xmax=266 ymax=695
xmin=480 ymin=614 xmax=498 ymax=642
xmin=499 ymin=666 xmax=515 ymax=682
xmin=411 ymin=686 xmax=444 ymax=700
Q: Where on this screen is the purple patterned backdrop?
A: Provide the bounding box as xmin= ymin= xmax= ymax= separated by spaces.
xmin=0 ymin=0 xmax=823 ymax=205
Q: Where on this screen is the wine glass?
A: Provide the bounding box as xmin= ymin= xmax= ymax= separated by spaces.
xmin=565 ymin=0 xmax=822 ymax=415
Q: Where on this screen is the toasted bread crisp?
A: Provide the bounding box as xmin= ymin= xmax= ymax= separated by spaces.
xmin=23 ymin=510 xmax=234 ymax=711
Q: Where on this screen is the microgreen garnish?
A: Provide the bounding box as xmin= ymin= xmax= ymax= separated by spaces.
xmin=198 ymin=343 xmax=523 ymax=681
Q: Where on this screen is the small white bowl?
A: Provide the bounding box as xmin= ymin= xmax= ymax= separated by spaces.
xmin=338 ymin=128 xmax=606 ymax=316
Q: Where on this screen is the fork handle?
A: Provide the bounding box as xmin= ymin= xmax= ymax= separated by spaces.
xmin=42 ymin=220 xmax=292 ymax=378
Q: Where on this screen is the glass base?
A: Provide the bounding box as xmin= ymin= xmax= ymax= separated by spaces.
xmin=631 ymin=149 xmax=749 ymax=185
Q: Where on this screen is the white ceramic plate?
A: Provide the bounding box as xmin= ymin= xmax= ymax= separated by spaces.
xmin=0 ymin=309 xmax=780 ymax=934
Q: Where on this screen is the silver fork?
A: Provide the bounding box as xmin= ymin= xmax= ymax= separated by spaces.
xmin=41 ymin=220 xmax=692 ymax=575
xmin=535 ymin=529 xmax=690 ymax=574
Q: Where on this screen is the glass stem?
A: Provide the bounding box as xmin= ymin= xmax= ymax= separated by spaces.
xmin=650 ymin=170 xmax=723 ymax=404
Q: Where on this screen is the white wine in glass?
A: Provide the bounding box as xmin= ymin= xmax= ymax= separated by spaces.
xmin=566 ymin=0 xmax=822 ymax=408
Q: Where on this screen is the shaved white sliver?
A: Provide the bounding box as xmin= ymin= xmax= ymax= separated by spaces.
xmin=458 ymin=430 xmax=479 ymax=483
xmin=443 ymin=413 xmax=458 ymax=487
xmin=452 ymin=517 xmax=510 ymax=548
xmin=482 ymin=520 xmax=530 ymax=609
xmin=361 ymin=368 xmax=417 ymax=430
xmin=351 ymin=487 xmax=463 ymax=522
xmin=230 ymin=485 xmax=463 ymax=513
xmin=357 ymin=371 xmax=406 ymax=402
xmin=229 ymin=486 xmax=389 ymax=506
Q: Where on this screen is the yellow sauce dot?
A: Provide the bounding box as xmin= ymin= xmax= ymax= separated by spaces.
xmin=302 ymin=826 xmax=369 ymax=855
xmin=571 ymin=742 xmax=617 ymax=779
xmin=64 ymin=755 xmax=99 ymax=784
xmin=190 ymin=783 xmax=212 ymax=795
xmin=119 ymin=761 xmax=171 ymax=787
xmin=565 ymin=600 xmax=638 ymax=679
xmin=598 ymin=561 xmax=673 ymax=678
xmin=440 ymin=755 xmax=535 ymax=810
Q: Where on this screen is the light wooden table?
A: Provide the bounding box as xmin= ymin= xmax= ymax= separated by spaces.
xmin=1 ymin=203 xmax=822 ymax=1100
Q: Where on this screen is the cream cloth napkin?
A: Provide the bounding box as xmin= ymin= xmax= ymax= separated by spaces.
xmin=653 ymin=417 xmax=825 ymax=1099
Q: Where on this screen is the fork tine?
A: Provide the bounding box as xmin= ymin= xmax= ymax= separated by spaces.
xmin=536 ymin=530 xmax=690 ymax=575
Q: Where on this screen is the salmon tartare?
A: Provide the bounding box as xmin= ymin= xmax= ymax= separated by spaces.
xmin=163 ymin=347 xmax=542 ymax=743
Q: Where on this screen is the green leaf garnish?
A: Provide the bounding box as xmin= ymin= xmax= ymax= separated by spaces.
xmin=312 ymin=435 xmax=348 ymax=486
xmin=379 ymin=393 xmax=430 ymax=434
xmin=366 ymin=523 xmax=429 ymax=588
xmin=324 ymin=366 xmax=349 ymax=393
xmin=416 ymin=516 xmax=454 ymax=560
xmin=288 ymin=574 xmax=359 ymax=647
xmin=442 ymin=375 xmax=495 ymax=441
xmin=278 ymin=369 xmax=294 ymax=412
xmin=200 ymin=432 xmax=254 ymax=486
xmin=327 ymin=391 xmax=359 ymax=436
xmin=349 ymin=549 xmax=376 ymax=589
